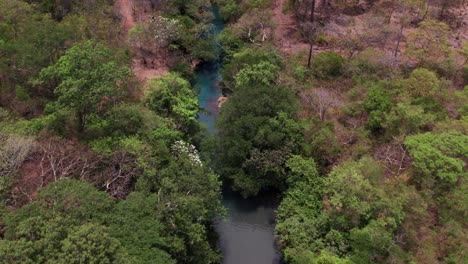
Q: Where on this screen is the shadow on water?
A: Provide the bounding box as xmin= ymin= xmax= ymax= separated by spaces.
xmin=214 ymin=187 xmax=284 ymax=264
xmin=195 ymin=5 xmax=283 ymax=264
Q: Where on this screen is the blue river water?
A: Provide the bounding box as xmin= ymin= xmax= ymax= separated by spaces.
xmin=195 ymin=6 xmax=283 ymax=264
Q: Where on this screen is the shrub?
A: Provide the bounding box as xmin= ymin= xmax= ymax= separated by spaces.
xmin=312 ymin=52 xmax=345 ymax=79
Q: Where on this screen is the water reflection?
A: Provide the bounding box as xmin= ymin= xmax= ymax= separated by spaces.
xmin=214 ymin=188 xmax=283 ymax=264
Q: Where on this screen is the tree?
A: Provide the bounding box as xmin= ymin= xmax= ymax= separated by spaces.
xmin=405 ymin=19 xmax=450 ymax=65
xmin=391 ymin=0 xmax=428 ymax=58
xmin=220 ymin=47 xmax=283 ymax=93
xmin=300 ymin=88 xmax=339 ymax=121
xmin=217 ymin=77 xmax=301 ymax=196
xmin=275 ymin=156 xmax=324 ymax=263
xmin=58 ymin=223 xmax=128 ymax=264
xmin=364 ymin=84 xmax=392 ymax=132
xmin=383 ymin=102 xmax=437 ymax=137
xmin=144 ymin=73 xmax=199 ymax=131
xmin=311 ymin=52 xmax=345 ymax=79
xmin=40 ymin=40 xmax=131 ymax=133
xmin=405 ymin=131 xmax=467 ymax=189
xmin=0 ymin=179 xmax=183 ymax=263
xmin=437 ymin=0 xmax=466 ymax=19
xmin=135 ymin=147 xmax=223 ymax=264
xmin=235 ymin=61 xmax=279 ymax=88
xmin=0 ymin=0 xmax=74 ymax=111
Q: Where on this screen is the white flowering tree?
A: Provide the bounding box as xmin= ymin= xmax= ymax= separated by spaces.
xmin=130 ymin=16 xmax=181 ymax=54
xmin=171 ymin=140 xmax=202 ymax=167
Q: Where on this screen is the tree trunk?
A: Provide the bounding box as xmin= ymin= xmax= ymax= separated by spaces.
xmin=439 ymin=0 xmax=448 ymax=19
xmin=311 ymin=0 xmax=316 ymax=23
xmin=394 ymin=24 xmax=404 ymax=57
xmin=77 ymin=111 xmax=85 ymax=134
xmin=307 ymin=42 xmax=313 ymax=68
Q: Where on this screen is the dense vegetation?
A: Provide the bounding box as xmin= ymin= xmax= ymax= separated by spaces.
xmin=1 ymin=0 xmax=467 ymax=263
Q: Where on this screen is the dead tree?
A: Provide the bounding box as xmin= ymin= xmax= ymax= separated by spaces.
xmin=300 ymin=88 xmax=339 ymax=120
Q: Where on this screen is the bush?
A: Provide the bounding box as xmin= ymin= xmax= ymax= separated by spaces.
xmin=169 ymin=63 xmax=194 ymax=81
xmin=312 ymin=52 xmax=345 ymax=79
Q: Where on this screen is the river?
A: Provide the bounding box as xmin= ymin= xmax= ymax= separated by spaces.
xmin=195 ymin=6 xmax=283 ymax=264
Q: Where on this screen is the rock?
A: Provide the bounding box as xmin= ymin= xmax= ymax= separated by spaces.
xmin=217 ymin=96 xmax=228 ymax=108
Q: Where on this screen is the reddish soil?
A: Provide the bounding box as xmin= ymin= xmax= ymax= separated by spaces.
xmin=115 ymin=0 xmax=168 ymax=83
xmin=272 ymin=0 xmax=309 ymax=54
xmin=13 ymin=152 xmax=43 ymax=205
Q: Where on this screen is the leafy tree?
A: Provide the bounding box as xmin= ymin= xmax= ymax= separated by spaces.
xmin=107 ymin=192 xmax=177 ymax=264
xmin=235 ymin=61 xmax=279 ymax=88
xmin=301 ymin=118 xmax=342 ymax=167
xmin=135 ymin=144 xmax=223 ymax=264
xmin=383 ymin=102 xmax=437 ymax=136
xmin=405 ymin=131 xmax=467 ymax=189
xmin=213 ymin=0 xmax=241 ymax=20
xmin=364 ymin=84 xmax=392 ymax=132
xmin=58 ymin=223 xmax=128 ymax=264
xmin=40 ymin=40 xmax=131 ymax=134
xmin=311 ymin=52 xmax=346 ymax=79
xmin=0 ymin=179 xmax=186 ymax=263
xmin=405 ymin=19 xmax=450 ymax=65
xmin=276 ymin=156 xmax=325 ymax=263
xmin=217 ymin=79 xmax=301 ymax=196
xmin=402 ymin=68 xmax=442 ymax=99
xmin=221 ymin=47 xmax=283 ymax=93
xmin=0 ymin=0 xmax=74 ymax=111
xmin=145 ymin=73 xmax=199 ymax=132
xmin=277 ymin=157 xmax=408 ymax=263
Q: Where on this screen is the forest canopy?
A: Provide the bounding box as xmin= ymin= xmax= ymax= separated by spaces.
xmin=1 ymin=0 xmax=467 ymax=263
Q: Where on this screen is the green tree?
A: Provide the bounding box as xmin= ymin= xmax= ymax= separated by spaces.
xmin=220 ymin=47 xmax=283 ymax=92
xmin=0 ymin=179 xmax=181 ymax=263
xmin=402 ymin=68 xmax=442 ymax=99
xmin=364 ymin=84 xmax=392 ymax=132
xmin=58 ymin=223 xmax=128 ymax=264
xmin=235 ymin=61 xmax=279 ymax=88
xmin=311 ymin=52 xmax=346 ymax=79
xmin=40 ymin=40 xmax=131 ymax=134
xmin=405 ymin=19 xmax=450 ymax=65
xmin=405 ymin=131 xmax=467 ymax=189
xmin=217 ymin=80 xmax=301 ymax=196
xmin=145 ymin=73 xmax=199 ymax=132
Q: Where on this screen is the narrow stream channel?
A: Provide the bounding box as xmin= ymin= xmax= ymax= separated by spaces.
xmin=195 ymin=6 xmax=283 ymax=264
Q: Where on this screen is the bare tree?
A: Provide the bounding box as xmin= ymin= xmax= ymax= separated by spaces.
xmin=234 ymin=10 xmax=273 ymax=43
xmin=37 ymin=138 xmax=138 ymax=199
xmin=0 ymin=134 xmax=34 ymax=178
xmin=374 ymin=139 xmax=410 ymax=176
xmin=37 ymin=138 xmax=100 ymax=185
xmin=300 ymin=88 xmax=339 ymax=120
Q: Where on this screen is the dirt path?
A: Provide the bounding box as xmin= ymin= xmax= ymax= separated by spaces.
xmin=272 ymin=0 xmax=309 ymax=55
xmin=116 ymin=0 xmax=135 ymax=36
xmin=115 ymin=0 xmax=168 ymax=83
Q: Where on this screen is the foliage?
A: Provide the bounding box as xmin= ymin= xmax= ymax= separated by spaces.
xmin=40 ymin=40 xmax=131 ymax=134
xmin=402 ymin=68 xmax=442 ymax=99
xmin=276 ymin=157 xmax=409 ymax=263
xmin=0 ymin=178 xmax=221 ymax=263
xmin=145 ymin=73 xmax=199 ymax=133
xmin=405 ymin=19 xmax=450 ymax=65
xmin=214 ymin=0 xmax=242 ymax=20
xmin=221 ymin=47 xmax=283 ymax=92
xmin=312 ymin=52 xmax=346 ymax=79
xmin=217 ymin=80 xmax=301 ymax=196
xmin=364 ymin=84 xmax=392 ymax=132
xmin=405 ymin=131 xmax=467 ymax=188
xmin=235 ymin=61 xmax=280 ymax=88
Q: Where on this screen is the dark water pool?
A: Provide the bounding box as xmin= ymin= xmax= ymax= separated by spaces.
xmin=214 ymin=188 xmax=283 ymax=264
xmin=195 ymin=6 xmax=283 ymax=264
